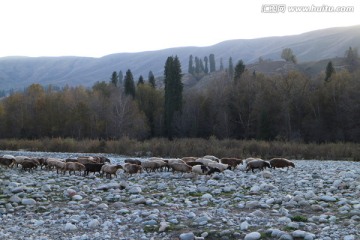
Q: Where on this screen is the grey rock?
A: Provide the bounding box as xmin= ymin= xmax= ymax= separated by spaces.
xmin=21 ymin=198 xmax=36 ymax=205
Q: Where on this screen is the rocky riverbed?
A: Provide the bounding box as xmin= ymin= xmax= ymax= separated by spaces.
xmin=0 ymin=151 xmax=359 ymax=240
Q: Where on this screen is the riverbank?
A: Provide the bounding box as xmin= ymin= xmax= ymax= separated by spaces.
xmin=0 ymin=155 xmax=359 ymax=239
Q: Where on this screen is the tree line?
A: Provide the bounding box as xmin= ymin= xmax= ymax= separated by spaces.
xmin=0 ymin=50 xmax=359 ymax=143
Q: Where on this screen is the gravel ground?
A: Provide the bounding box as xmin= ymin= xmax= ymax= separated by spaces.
xmin=0 ymin=150 xmax=359 ymax=240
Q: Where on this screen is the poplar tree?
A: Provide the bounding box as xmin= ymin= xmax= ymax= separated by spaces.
xmin=188 ymin=55 xmax=194 ymax=74
xmin=204 ymin=56 xmax=209 ymax=74
xmin=209 ymin=54 xmax=216 ymax=72
xmin=124 ymin=69 xmax=136 ymax=98
xmin=228 ymin=57 xmax=234 ymax=80
xmin=164 ymin=56 xmax=183 ymax=140
xmin=118 ymin=71 xmax=123 ymax=85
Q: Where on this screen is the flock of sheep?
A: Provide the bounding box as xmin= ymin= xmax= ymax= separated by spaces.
xmin=0 ymin=154 xmax=295 ymax=179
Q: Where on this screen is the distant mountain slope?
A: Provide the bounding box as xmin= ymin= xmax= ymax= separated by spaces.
xmin=0 ymin=25 xmax=359 ymax=91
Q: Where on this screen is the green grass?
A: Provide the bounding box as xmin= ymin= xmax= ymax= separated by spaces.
xmin=291 ymin=215 xmax=308 ymax=222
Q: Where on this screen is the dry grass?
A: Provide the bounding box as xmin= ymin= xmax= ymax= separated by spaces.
xmin=0 ymin=138 xmax=359 ymax=161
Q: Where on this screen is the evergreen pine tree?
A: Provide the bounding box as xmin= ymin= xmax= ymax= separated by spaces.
xmin=110 ymin=71 xmax=118 ymax=86
xmin=234 ymin=60 xmax=245 ymax=82
xmin=124 ymin=69 xmax=136 ymax=98
xmin=164 ymin=56 xmax=183 ymax=140
xmin=137 ymin=75 xmax=144 ymax=86
xmin=148 ymin=71 xmax=156 ymax=88
xmin=324 ymin=61 xmax=335 ymax=82
xmin=220 ymin=58 xmax=224 ymax=71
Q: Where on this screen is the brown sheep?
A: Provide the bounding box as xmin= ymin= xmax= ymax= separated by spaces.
xmin=101 ymin=164 xmax=123 ymax=179
xmin=124 ymin=159 xmax=142 ymax=165
xmin=21 ymin=161 xmax=37 ymax=172
xmin=0 ymin=156 xmax=15 ymax=168
xmin=170 ymin=163 xmax=192 ymax=173
xmin=46 ymin=158 xmax=66 ymax=173
xmin=269 ymin=158 xmax=295 ymax=169
xmin=123 ymin=163 xmax=142 ymax=175
xmin=246 ymin=160 xmax=271 ymax=173
xmin=63 ymin=162 xmax=86 ymax=175
xmin=77 ymin=157 xmax=97 ymax=165
xmin=220 ymin=158 xmax=243 ymax=170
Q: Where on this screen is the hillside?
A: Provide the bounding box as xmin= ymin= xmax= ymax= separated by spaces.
xmin=0 ymin=25 xmax=359 ymax=92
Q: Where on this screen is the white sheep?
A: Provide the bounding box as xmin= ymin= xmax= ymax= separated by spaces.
xmin=207 ymin=162 xmax=230 ymax=172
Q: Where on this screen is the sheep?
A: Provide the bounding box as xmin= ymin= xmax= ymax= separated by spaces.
xmin=124 ymin=159 xmax=142 ymax=165
xmin=83 ymin=163 xmax=104 ymax=176
xmin=207 ymin=162 xmax=231 ymax=172
xmin=123 ymin=163 xmax=142 ymax=175
xmin=141 ymin=160 xmax=161 ymax=173
xmin=169 ymin=163 xmax=192 ymax=173
xmin=65 ymin=158 xmax=78 ymax=163
xmin=203 ymin=155 xmax=220 ymax=162
xmin=166 ymin=159 xmax=188 ymax=171
xmin=46 ymin=158 xmax=66 ymax=173
xmin=269 ymin=158 xmax=295 ymax=169
xmin=181 ymin=157 xmax=198 ymax=163
xmin=207 ymin=167 xmax=221 ymax=175
xmin=220 ymin=158 xmax=243 ymax=170
xmin=21 ymin=161 xmax=38 ymax=172
xmin=186 ymin=161 xmax=204 ymax=167
xmin=35 ymin=157 xmax=46 ymax=169
xmin=77 ymin=157 xmax=97 ymax=165
xmin=192 ymin=165 xmax=209 ymax=175
xmin=195 ymin=158 xmax=218 ymax=166
xmin=63 ymin=162 xmax=86 ymax=175
xmin=94 ymin=156 xmax=111 ymax=164
xmin=0 ymin=155 xmax=15 ymax=168
xmin=101 ymin=164 xmax=123 ymax=179
xmin=243 ymin=157 xmax=262 ymax=165
xmin=14 ymin=156 xmax=31 ymax=167
xmin=246 ymin=159 xmax=271 ymax=173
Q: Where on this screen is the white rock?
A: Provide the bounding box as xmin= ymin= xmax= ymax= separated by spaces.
xmin=72 ymin=195 xmax=83 ymax=201
xmin=64 ymin=223 xmax=77 ymax=231
xmin=201 ymin=193 xmax=212 ymax=200
xmin=128 ymin=186 xmax=142 ymax=194
xmin=244 ymin=232 xmax=261 ymax=240
xmin=88 ymin=219 xmax=100 ymax=228
xmin=240 ymin=221 xmax=249 ymax=230
xmin=159 ymin=221 xmax=169 ymax=232
xmin=291 ymin=230 xmax=306 ymax=238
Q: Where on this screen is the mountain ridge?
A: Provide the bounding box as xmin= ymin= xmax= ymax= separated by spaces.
xmin=0 ymin=25 xmax=359 ymax=91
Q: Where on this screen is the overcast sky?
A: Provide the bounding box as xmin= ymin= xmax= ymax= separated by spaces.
xmin=0 ymin=0 xmax=359 ymax=58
